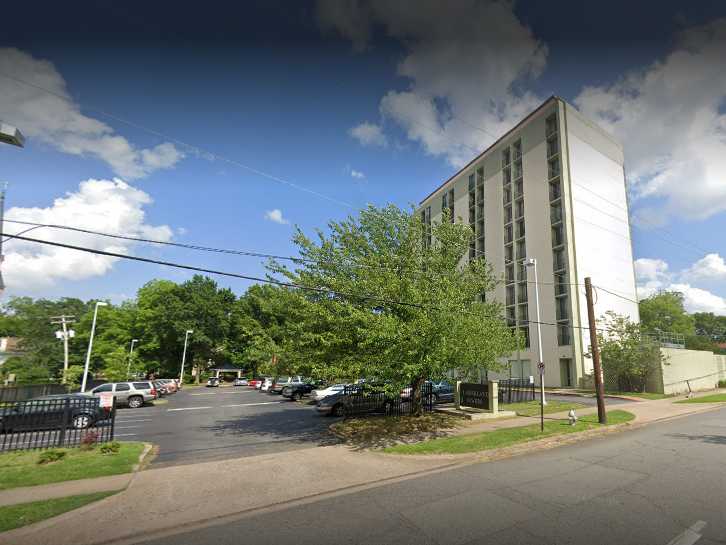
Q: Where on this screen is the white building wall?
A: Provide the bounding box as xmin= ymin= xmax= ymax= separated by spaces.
xmin=563 ymin=103 xmax=640 ymax=376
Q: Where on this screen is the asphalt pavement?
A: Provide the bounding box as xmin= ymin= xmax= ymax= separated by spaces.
xmin=115 ymin=386 xmax=338 ymax=467
xmin=142 ymin=405 xmax=726 ymax=545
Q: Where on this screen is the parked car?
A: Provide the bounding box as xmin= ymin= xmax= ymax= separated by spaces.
xmin=316 ymin=385 xmax=391 ymax=417
xmin=260 ymin=377 xmax=274 ymax=392
xmin=153 ymin=380 xmax=169 ymax=396
xmin=281 ymin=381 xmax=323 ymax=401
xmin=89 ymin=381 xmax=157 ymax=409
xmin=206 ymin=377 xmax=220 ymax=387
xmin=247 ymin=378 xmax=260 ymax=388
xmin=269 ymin=376 xmax=304 ymax=394
xmin=158 ymin=379 xmax=178 ymax=393
xmin=233 ymin=377 xmax=249 ymax=386
xmin=0 ymin=394 xmax=105 ymax=432
xmin=431 ymin=381 xmax=455 ymax=403
xmin=310 ymin=383 xmax=347 ymax=402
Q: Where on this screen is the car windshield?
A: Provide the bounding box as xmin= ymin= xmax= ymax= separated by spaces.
xmin=275 ymin=377 xmax=290 ymax=383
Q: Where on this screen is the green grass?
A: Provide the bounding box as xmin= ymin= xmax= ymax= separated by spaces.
xmin=608 ymin=391 xmax=671 ymax=400
xmin=0 ymin=491 xmax=117 ymax=533
xmin=502 ymin=400 xmax=587 ymax=416
xmin=0 ymin=442 xmax=145 ymax=491
xmin=384 ymin=410 xmax=635 ymax=455
xmin=676 ymin=393 xmax=726 ymax=404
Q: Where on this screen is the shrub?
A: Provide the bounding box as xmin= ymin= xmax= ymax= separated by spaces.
xmin=37 ymin=449 xmax=66 ymax=464
xmin=99 ymin=441 xmax=121 ymax=455
xmin=79 ymin=430 xmax=100 ymax=451
xmin=719 ymin=380 xmax=726 ymax=388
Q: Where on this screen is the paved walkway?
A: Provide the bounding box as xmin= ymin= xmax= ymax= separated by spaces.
xmin=1 ymin=390 xmax=724 ymax=545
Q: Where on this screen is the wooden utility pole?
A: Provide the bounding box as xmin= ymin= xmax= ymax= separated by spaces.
xmin=584 ymin=278 xmax=606 ymax=424
xmin=50 ymin=315 xmax=75 ymax=384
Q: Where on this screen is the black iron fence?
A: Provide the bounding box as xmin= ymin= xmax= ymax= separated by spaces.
xmin=0 ymin=383 xmax=68 ymax=404
xmin=498 ymin=378 xmax=536 ymax=404
xmin=0 ymin=397 xmax=115 ymax=452
xmin=341 ymin=383 xmax=433 ymax=417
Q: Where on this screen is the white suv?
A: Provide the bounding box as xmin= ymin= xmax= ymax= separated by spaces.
xmin=90 ymin=381 xmax=157 ymax=409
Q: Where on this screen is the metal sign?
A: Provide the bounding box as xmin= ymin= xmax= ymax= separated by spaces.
xmin=459 ymin=382 xmax=488 ymax=409
xmin=537 ymin=362 xmax=545 ymax=375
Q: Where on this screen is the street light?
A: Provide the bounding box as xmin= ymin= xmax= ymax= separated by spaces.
xmin=126 ymin=339 xmax=139 ymax=379
xmin=179 ymin=330 xmax=193 ymax=384
xmin=81 ymin=301 xmax=108 ymax=392
xmin=526 ymin=258 xmax=546 ymax=432
xmin=0 ymin=121 xmax=24 ymax=293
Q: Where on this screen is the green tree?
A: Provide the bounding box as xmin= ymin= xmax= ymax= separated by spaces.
xmin=639 ymin=291 xmax=695 ymax=338
xmin=598 ymin=311 xmax=667 ymax=392
xmin=269 ymin=204 xmax=518 ymax=414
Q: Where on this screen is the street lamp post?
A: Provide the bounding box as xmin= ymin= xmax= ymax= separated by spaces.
xmin=179 ymin=330 xmax=193 ymax=384
xmin=0 ymin=122 xmax=25 ymax=294
xmin=526 ymin=258 xmax=546 ymax=432
xmin=81 ymin=301 xmax=108 ymax=392
xmin=126 ymin=339 xmax=139 ymax=379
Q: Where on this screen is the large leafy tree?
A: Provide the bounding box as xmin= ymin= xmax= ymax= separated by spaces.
xmin=639 ymin=291 xmax=696 ymax=338
xmin=269 ymin=204 xmax=517 ymax=414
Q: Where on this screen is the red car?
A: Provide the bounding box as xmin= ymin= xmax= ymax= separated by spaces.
xmin=248 ymin=379 xmax=261 ymax=389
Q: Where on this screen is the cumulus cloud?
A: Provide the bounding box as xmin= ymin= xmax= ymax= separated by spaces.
xmin=3 ymin=179 xmax=172 ymax=292
xmin=634 ymin=256 xmax=726 ymax=314
xmin=319 ymin=0 xmax=547 ymax=167
xmin=575 ymin=18 xmax=726 ymax=221
xmin=0 ymin=48 xmax=183 ymax=179
xmin=348 ymin=122 xmax=387 ymax=147
xmin=264 ymin=209 xmax=290 ymax=225
xmin=350 ymin=168 xmax=365 ymax=179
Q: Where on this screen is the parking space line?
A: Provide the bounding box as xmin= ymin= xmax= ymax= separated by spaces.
xmin=167 ymin=406 xmax=212 ymax=412
xmin=221 ymin=401 xmax=282 ymax=408
xmin=114 ymin=418 xmax=152 ymax=423
xmin=114 ymin=433 xmax=137 ymax=437
xmin=115 ymin=425 xmax=142 ymax=429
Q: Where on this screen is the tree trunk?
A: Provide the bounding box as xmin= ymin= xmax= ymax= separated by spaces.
xmin=411 ymin=376 xmax=426 ymax=417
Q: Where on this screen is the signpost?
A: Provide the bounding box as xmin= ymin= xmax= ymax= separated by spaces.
xmin=537 ymin=362 xmax=545 ymax=431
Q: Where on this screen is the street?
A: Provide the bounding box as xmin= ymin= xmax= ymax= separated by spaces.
xmin=115 ymin=386 xmax=338 ymax=467
xmin=142 ymin=406 xmax=726 ymax=545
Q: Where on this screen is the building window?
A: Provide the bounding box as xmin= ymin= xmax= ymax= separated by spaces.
xmin=514 ymin=179 xmax=523 ymax=198
xmin=512 ymin=139 xmax=522 ymax=160
xmin=558 ymin=323 xmax=570 ymax=346
xmin=506 ymin=285 xmax=515 ymax=306
xmin=515 ymin=199 xmax=525 ymax=219
xmin=513 ymin=160 xmax=522 ymax=180
xmin=547 ymin=137 xmax=559 ymax=158
xmin=556 ymin=296 xmax=569 ymax=321
xmin=505 ymin=244 xmax=513 ymax=263
xmin=554 ymin=273 xmax=568 ymax=296
xmin=520 ymin=327 xmax=531 ymax=348
xmin=506 ymin=264 xmax=514 ymax=283
xmin=553 ymin=248 xmax=566 ymax=271
xmin=502 ymin=147 xmax=511 ymax=167
xmin=550 ymin=202 xmax=562 ymax=224
xmin=504 ymin=205 xmax=512 ymax=224
xmin=546 ymin=114 xmax=558 ymax=137
xmin=516 ymin=239 xmax=526 ymax=260
xmin=468 ymin=174 xmax=475 ymax=192
xmin=517 ymin=282 xmax=528 ymax=303
xmin=503 ymin=167 xmax=511 ymax=185
xmin=504 ymin=224 xmax=513 ymax=244
xmin=517 ymin=303 xmax=528 ymax=322
xmin=549 ymin=179 xmax=561 ymax=201
xmin=503 ymin=186 xmax=512 ymax=205
xmin=516 ymin=219 xmax=526 ymax=239
xmin=548 ymin=158 xmax=560 ymax=180
xmin=551 ymin=224 xmax=563 ymax=247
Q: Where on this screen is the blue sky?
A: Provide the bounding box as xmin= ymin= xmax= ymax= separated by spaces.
xmin=1 ymin=0 xmax=726 ymax=314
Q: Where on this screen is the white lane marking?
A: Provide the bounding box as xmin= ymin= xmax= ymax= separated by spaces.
xmin=115 ymin=425 xmax=142 ymax=429
xmin=114 ymin=433 xmax=137 ymax=437
xmin=114 ymin=419 xmax=152 ymax=423
xmin=666 ymin=521 xmax=707 ymax=545
xmin=167 ymin=406 xmax=212 ymax=412
xmin=221 ymin=402 xmax=282 ymax=408
xmin=190 ymin=391 xmax=255 ymax=396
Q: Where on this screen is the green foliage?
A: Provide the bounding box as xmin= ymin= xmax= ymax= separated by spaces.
xmin=598 ymin=311 xmax=666 ymax=392
xmin=37 ymin=450 xmax=66 ymax=465
xmin=99 ymin=442 xmax=121 ymax=455
xmin=268 ymin=204 xmax=517 ymax=413
xmin=64 ymin=365 xmax=85 ymax=390
xmin=639 ymin=291 xmax=695 ymax=337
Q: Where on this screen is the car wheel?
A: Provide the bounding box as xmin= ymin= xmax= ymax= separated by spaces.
xmin=72 ymin=414 xmax=92 ymax=429
xmin=128 ymin=396 xmax=144 ymax=409
xmin=292 ymin=392 xmax=301 ymax=401
xmin=331 ymin=403 xmax=345 ymax=417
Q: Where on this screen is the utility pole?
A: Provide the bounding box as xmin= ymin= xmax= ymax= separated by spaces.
xmin=51 ymin=315 xmax=75 ymax=384
xmin=584 ymin=277 xmax=607 ymax=424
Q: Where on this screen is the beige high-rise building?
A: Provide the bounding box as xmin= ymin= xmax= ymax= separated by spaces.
xmin=419 ymin=96 xmax=639 ymax=387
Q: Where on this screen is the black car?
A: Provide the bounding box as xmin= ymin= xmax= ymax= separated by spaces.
xmin=281 ymin=381 xmax=324 ymax=401
xmin=0 ymin=394 xmax=105 ymax=433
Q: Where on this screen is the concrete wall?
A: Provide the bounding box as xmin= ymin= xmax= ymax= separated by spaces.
xmin=650 ymin=348 xmax=721 ymax=395
xmin=715 ymin=355 xmax=726 ymax=383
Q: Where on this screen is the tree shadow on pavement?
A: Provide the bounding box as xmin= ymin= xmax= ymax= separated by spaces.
xmin=666 ymin=433 xmax=726 ymax=445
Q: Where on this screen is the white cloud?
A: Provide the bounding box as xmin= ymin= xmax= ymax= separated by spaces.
xmin=319 ymin=0 xmax=547 ymax=167
xmin=683 ymin=253 xmax=726 ymax=281
xmin=264 ymin=209 xmax=290 ymax=225
xmin=350 ymin=168 xmax=365 ymax=179
xmin=3 ymin=178 xmax=172 ymax=292
xmin=634 ymin=255 xmax=726 ymax=315
xmin=348 ymin=122 xmax=387 ymax=147
xmin=575 ymin=18 xmax=726 ymax=221
xmin=0 ymin=48 xmax=184 ymax=179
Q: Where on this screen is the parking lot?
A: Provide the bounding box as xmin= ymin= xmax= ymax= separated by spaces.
xmin=114 ymin=386 xmax=339 ymax=467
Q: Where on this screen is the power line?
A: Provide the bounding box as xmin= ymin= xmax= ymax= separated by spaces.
xmin=0 ymin=71 xmax=353 ymax=209
xmin=5 ymin=232 xmax=621 ymax=334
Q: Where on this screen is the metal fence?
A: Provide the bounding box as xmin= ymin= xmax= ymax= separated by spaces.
xmin=341 ymin=383 xmax=433 ymax=417
xmin=0 ymin=397 xmax=115 ymax=452
xmin=498 ymin=378 xmax=536 ymax=404
xmin=0 ymin=383 xmax=68 ymax=404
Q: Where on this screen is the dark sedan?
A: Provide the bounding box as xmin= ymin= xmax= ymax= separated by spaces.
xmin=0 ymin=394 xmax=105 ymax=433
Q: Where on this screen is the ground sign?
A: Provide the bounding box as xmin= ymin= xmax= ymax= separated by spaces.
xmin=459 ymin=383 xmax=489 ymax=409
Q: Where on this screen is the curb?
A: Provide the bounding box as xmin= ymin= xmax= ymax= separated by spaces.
xmin=131 ymin=442 xmax=154 ymax=472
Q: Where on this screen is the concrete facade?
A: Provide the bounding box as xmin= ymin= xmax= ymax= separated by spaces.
xmin=647 ymin=348 xmax=723 ymax=395
xmin=419 ymin=97 xmax=639 ymax=387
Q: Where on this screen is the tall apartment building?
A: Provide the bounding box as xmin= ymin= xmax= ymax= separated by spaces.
xmin=419 ymin=96 xmax=639 ymax=388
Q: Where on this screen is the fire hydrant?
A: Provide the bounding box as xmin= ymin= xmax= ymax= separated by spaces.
xmin=568 ymin=409 xmax=578 ymax=426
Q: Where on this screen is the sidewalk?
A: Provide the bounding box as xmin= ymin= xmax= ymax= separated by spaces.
xmin=2 ymin=391 xmax=723 ymax=545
